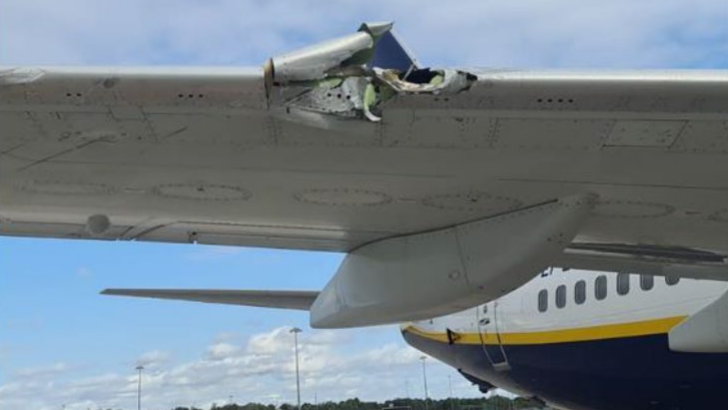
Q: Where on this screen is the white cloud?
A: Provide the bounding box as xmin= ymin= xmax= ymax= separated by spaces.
xmin=136 ymin=350 xmax=172 ymax=368
xmin=14 ymin=362 xmax=68 ymax=379
xmin=247 ymin=326 xmax=294 ymax=355
xmin=0 ymin=327 xmax=477 ymax=410
xmin=206 ymin=342 xmax=241 ymax=361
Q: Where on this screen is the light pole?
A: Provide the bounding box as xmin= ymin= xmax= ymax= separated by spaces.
xmin=448 ymin=375 xmax=454 ymax=410
xmin=135 ymin=365 xmax=144 ymax=410
xmin=420 ymin=356 xmax=429 ymax=410
xmin=290 ymin=327 xmax=303 ymax=410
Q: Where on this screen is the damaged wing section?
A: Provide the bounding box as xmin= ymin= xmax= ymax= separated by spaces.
xmin=264 ymin=22 xmax=476 ymax=124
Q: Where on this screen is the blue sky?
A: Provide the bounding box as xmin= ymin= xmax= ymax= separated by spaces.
xmin=1 ymin=1 xmax=727 ymax=409
xmin=0 ymin=240 xmax=336 ymax=373
xmin=1 ymin=239 xmax=454 ymax=409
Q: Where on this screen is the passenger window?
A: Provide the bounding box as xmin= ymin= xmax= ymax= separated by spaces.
xmin=538 ymin=289 xmax=548 ymax=312
xmin=556 ymin=285 xmax=567 ymax=309
xmin=617 ymin=273 xmax=630 ymax=296
xmin=666 ymin=276 xmax=680 ymax=286
xmin=640 ymin=275 xmax=654 ymax=291
xmin=595 ymin=275 xmax=607 ymax=300
xmin=575 ymin=280 xmax=586 ymax=305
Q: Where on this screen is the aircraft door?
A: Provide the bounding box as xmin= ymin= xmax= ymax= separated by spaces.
xmin=476 ymin=301 xmax=511 ymax=371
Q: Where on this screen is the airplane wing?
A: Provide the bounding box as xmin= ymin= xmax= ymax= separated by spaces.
xmin=3 ymin=66 xmax=728 ymax=253
xmin=4 ymin=22 xmax=728 ymax=326
xmin=101 ymin=289 xmax=318 ymax=310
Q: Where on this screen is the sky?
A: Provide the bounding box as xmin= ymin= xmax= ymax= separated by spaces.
xmin=1 ymin=1 xmax=728 ymax=409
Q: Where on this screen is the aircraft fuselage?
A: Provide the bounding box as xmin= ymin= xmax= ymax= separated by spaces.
xmin=402 ymin=269 xmax=728 ymax=410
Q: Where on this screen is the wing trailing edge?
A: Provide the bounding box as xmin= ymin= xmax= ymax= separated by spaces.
xmin=556 ymin=243 xmax=728 ymax=281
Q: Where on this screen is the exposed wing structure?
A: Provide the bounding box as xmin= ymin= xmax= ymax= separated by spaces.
xmin=101 ymin=289 xmax=319 ymax=310
xmin=4 ymin=22 xmax=728 ymax=326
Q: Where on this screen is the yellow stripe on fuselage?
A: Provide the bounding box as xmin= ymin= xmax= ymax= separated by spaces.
xmin=403 ymin=316 xmax=687 ymax=346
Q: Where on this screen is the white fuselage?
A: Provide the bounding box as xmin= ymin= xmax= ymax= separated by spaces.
xmin=402 ymin=270 xmax=728 ymax=410
xmin=421 ymin=269 xmax=725 ymax=339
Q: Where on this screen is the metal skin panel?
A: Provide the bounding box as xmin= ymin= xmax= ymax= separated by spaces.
xmin=604 ymin=120 xmax=684 ymax=147
xmin=308 ymin=195 xmax=595 ymax=328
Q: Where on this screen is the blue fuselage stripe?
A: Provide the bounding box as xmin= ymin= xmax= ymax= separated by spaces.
xmin=403 ymin=329 xmax=728 ymax=410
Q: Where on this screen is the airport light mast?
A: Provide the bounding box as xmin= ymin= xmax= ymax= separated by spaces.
xmin=420 ymin=356 xmax=429 ymax=410
xmin=290 ymin=327 xmax=303 ymax=410
xmin=448 ymin=375 xmax=454 ymax=410
xmin=135 ymin=365 xmax=144 ymax=410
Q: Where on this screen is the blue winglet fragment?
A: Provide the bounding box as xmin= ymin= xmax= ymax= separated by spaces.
xmin=366 ymin=28 xmax=420 ymax=72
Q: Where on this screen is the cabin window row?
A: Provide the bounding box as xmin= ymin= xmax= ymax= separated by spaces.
xmin=537 ymin=274 xmax=681 ymax=312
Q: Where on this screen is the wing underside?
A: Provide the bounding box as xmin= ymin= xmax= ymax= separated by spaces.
xmin=2 ymin=66 xmax=728 ymax=254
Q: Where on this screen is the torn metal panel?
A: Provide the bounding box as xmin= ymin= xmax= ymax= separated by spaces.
xmin=264 ymin=22 xmax=478 ymax=126
xmin=269 ymin=32 xmax=374 ymax=85
xmin=285 ymin=77 xmax=366 ymax=117
xmin=267 ymin=22 xmax=399 ymax=85
xmin=358 ymin=21 xmax=394 ymax=38
xmin=376 ymin=68 xmax=477 ymax=94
